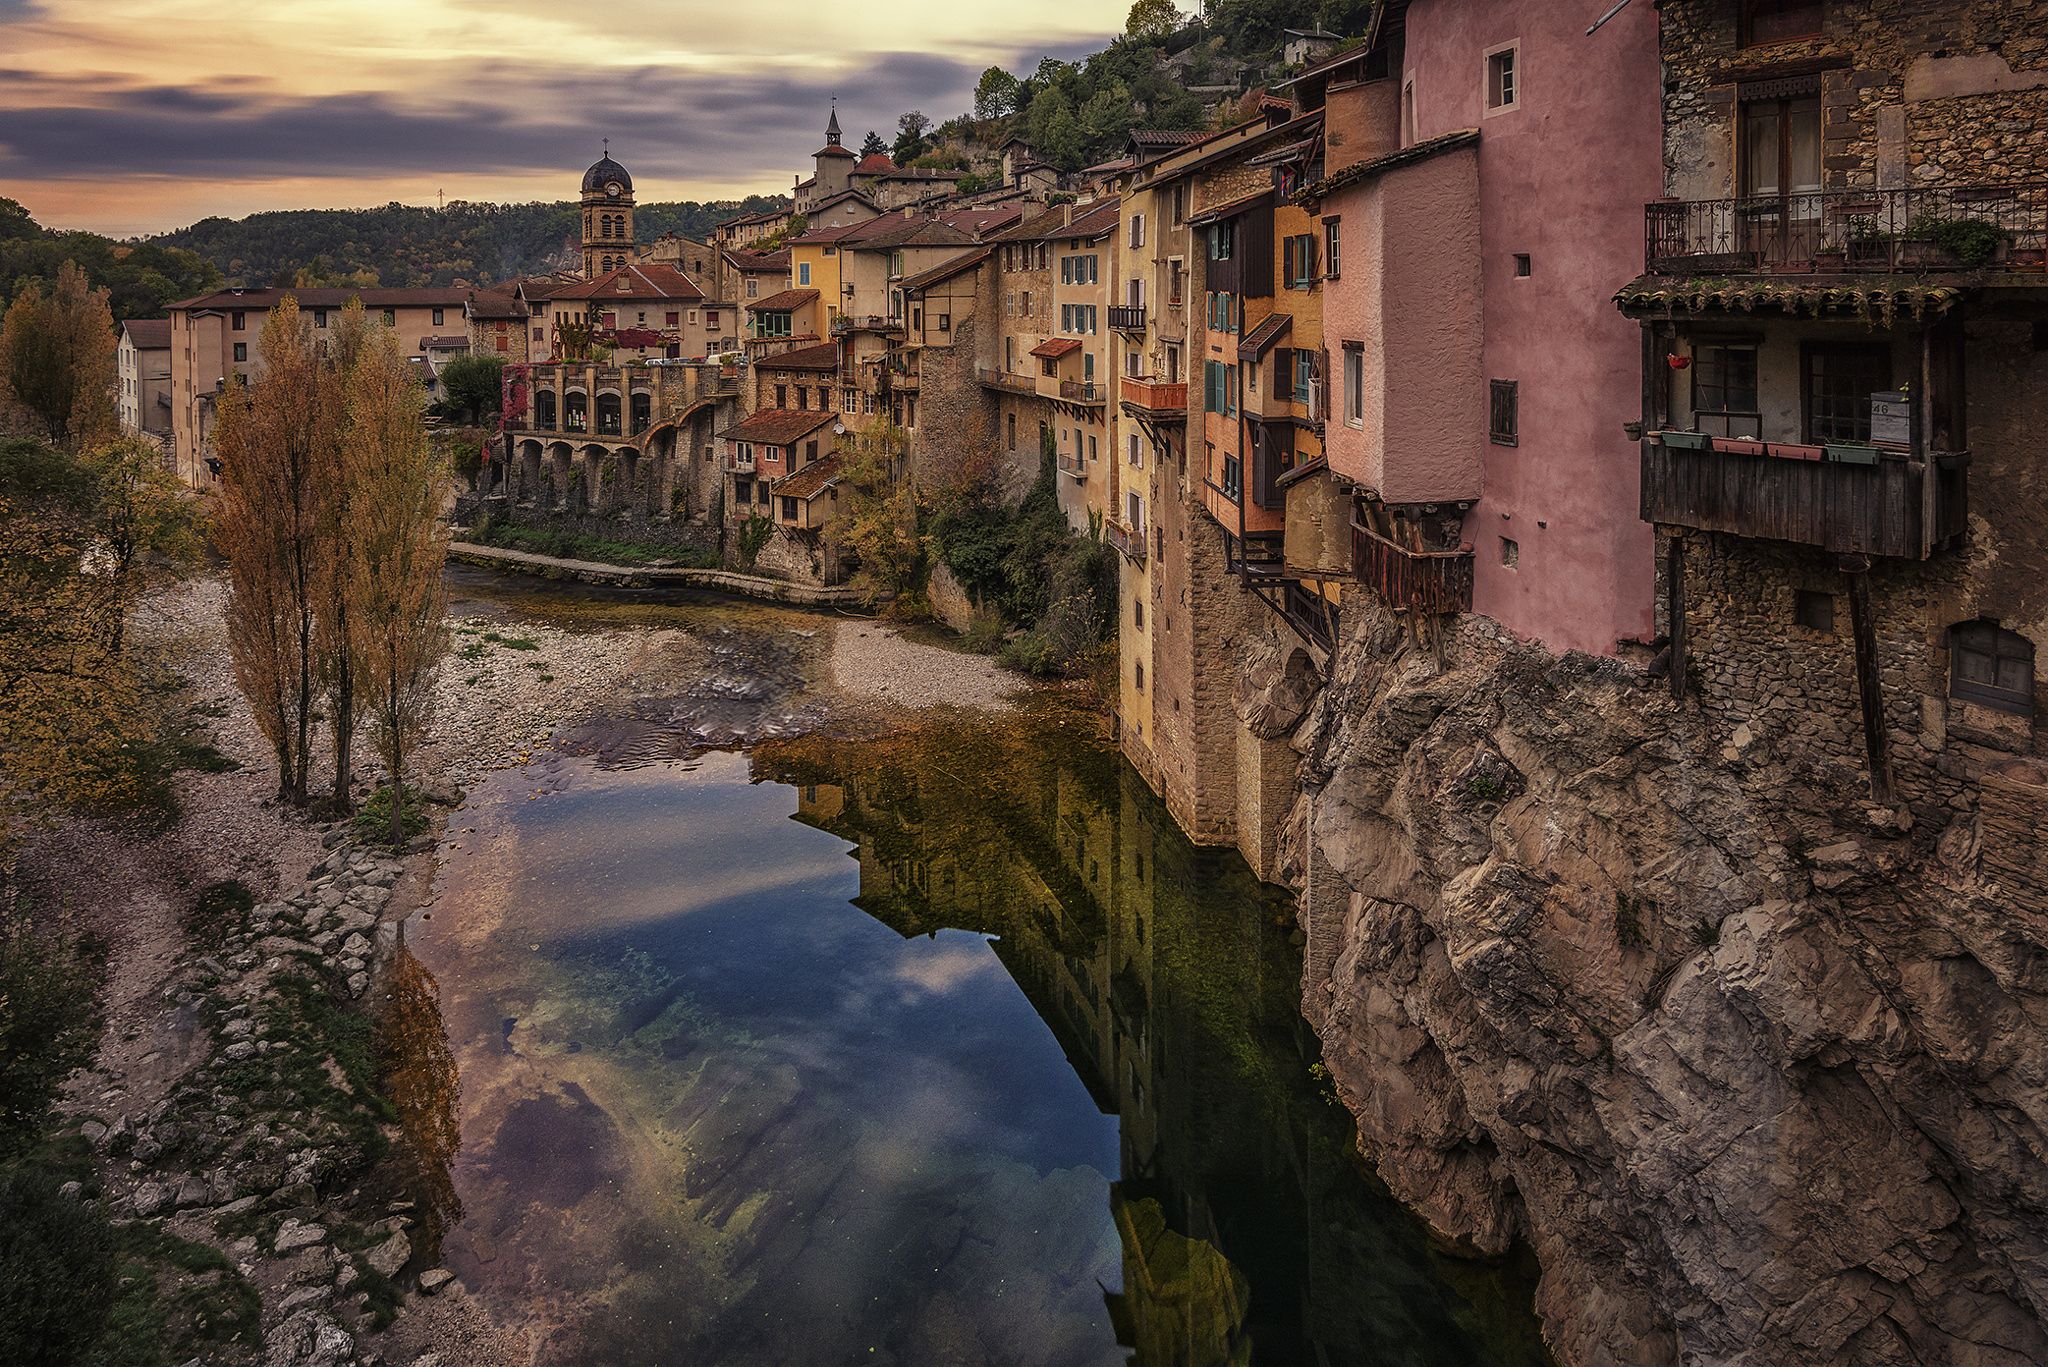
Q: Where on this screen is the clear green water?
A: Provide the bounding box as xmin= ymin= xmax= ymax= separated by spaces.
xmin=404 ymin=578 xmax=1550 ymax=1366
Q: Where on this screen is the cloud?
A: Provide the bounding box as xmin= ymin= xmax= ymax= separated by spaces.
xmin=0 ymin=54 xmax=989 ymax=190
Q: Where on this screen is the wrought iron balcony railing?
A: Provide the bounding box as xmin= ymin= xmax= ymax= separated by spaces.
xmin=1645 ymin=183 xmax=2048 ymax=276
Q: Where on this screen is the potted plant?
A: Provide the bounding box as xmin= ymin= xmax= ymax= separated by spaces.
xmin=1657 ymin=430 xmax=1712 ymax=451
xmin=1713 ymin=435 xmax=1770 ymax=457
xmin=1845 ymin=214 xmax=1890 ymax=270
xmin=1769 ymin=442 xmax=1825 ymax=461
xmin=1825 ymin=443 xmax=1881 ymax=465
xmin=1814 ymin=245 xmax=1847 ymax=273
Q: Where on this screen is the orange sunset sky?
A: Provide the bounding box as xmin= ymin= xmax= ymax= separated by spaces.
xmin=0 ymin=0 xmax=1127 ymax=236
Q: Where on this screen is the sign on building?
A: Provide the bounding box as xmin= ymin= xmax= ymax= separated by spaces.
xmin=1870 ymin=391 xmax=1912 ymax=447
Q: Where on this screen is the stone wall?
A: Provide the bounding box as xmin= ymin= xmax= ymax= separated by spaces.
xmin=908 ymin=313 xmax=1000 ymax=494
xmin=1660 ymin=0 xmax=2048 ymax=199
xmin=1287 ymin=594 xmax=2048 ymax=1367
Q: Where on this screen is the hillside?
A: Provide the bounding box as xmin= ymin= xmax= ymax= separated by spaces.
xmin=151 ymin=196 xmax=789 ymax=292
xmin=0 ymin=197 xmax=221 ymax=322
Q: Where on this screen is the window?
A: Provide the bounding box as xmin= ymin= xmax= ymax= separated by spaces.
xmin=1134 ymin=598 xmax=1143 ymax=628
xmin=432 ymin=308 xmax=444 ymax=326
xmin=1343 ymin=345 xmax=1364 ymax=427
xmin=1222 ymin=452 xmax=1243 ymax=502
xmin=1486 ymin=44 xmax=1519 ymax=112
xmin=1088 ymin=435 xmax=1098 ymax=463
xmin=382 ymin=309 xmax=396 ymax=326
xmin=1514 ymin=253 xmax=1532 ymax=277
xmin=1127 ymin=489 xmax=1144 ymax=534
xmin=805 ymin=439 xmax=818 ymax=465
xmin=1171 ymin=183 xmax=1189 ymax=226
xmin=666 ymin=311 xmax=680 ymax=326
xmin=780 ymin=496 xmax=799 ymax=521
xmin=775 ymin=384 xmax=787 ymax=407
xmin=314 ymin=310 xmax=329 ymax=329
xmin=1950 ymin=621 xmax=2036 ymax=715
xmin=232 ymin=342 xmax=247 ymax=362
xmin=533 ymin=327 xmax=544 ymax=341
xmin=1500 ymin=537 xmax=1519 ymax=567
xmin=1203 ymin=360 xmax=1239 ymax=416
xmin=798 ymin=262 xmax=811 ymax=285
xmin=1741 ymin=0 xmax=1823 ymax=46
xmin=707 ymin=313 xmax=720 ymax=331
xmin=1135 ymin=662 xmax=1145 ymax=691
xmin=938 ymin=313 xmax=950 ymax=333
xmin=1283 ymin=234 xmax=1318 ymax=288
xmin=1793 ymin=589 xmax=1835 ymax=633
xmin=1128 ymin=432 xmax=1142 ymax=467
xmin=1324 ymin=219 xmax=1341 ymax=279
xmin=1129 ymin=214 xmax=1146 ymax=249
xmin=1007 ymin=412 xmax=1017 ymax=446
xmin=1804 ymin=343 xmax=1889 ymax=444
xmin=231 ymin=310 xmax=246 ymax=331
xmin=1489 ymin=379 xmax=1519 ymax=446
xmin=1692 ymin=342 xmax=1761 ymax=438
xmin=1741 ymin=93 xmax=1822 ymax=203
xmin=1294 ymin=349 xmax=1314 ymax=402
xmin=747 ymin=279 xmax=758 ymax=297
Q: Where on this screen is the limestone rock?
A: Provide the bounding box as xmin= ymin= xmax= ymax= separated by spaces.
xmin=274 ymin=1217 xmax=327 ymax=1253
xmin=365 ymin=1229 xmax=411 ymax=1278
xmin=417 ymin=1267 xmax=455 ymax=1295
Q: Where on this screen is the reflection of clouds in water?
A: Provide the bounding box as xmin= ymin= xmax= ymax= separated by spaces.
xmin=884 ymin=933 xmax=1002 ymax=1000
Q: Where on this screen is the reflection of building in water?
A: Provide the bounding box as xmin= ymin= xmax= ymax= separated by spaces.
xmin=762 ymin=724 xmax=1546 ymax=1367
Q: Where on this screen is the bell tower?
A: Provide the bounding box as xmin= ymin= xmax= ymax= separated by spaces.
xmin=580 ymin=140 xmax=635 ymax=278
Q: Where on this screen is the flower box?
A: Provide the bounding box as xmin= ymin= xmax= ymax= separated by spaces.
xmin=1824 ymin=443 xmax=1881 ymax=465
xmin=1712 ymin=437 xmax=1769 ymax=457
xmin=1769 ymin=442 xmax=1825 ymax=462
xmin=1655 ymin=430 xmax=1711 ymax=451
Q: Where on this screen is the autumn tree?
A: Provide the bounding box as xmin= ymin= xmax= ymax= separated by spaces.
xmin=80 ymin=436 xmax=203 ymax=653
xmin=0 ymin=261 xmax=116 ymax=450
xmin=211 ymin=299 xmax=332 ymax=803
xmin=827 ymin=422 xmax=926 ymax=613
xmin=343 ymin=327 xmax=449 ymax=845
xmin=311 ymin=302 xmax=373 ymax=810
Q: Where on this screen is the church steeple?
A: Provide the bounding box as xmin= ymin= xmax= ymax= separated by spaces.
xmin=825 ymin=103 xmax=842 ymax=147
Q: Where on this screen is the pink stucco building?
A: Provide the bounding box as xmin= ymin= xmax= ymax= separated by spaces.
xmin=1313 ymin=0 xmax=1664 ymax=656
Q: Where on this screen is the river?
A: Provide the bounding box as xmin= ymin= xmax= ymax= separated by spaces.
xmin=394 ymin=575 xmax=1552 ymax=1366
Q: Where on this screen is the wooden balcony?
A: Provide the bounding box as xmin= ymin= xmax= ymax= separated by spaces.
xmin=1107 ymin=305 xmax=1147 ymax=333
xmin=1645 ymin=183 xmax=2048 ymax=276
xmin=1119 ymin=377 xmax=1186 ymax=417
xmin=1640 ymin=434 xmax=1968 ymax=559
xmin=977 ymin=366 xmax=1036 ymax=396
xmin=1351 ymin=520 xmax=1474 ymax=615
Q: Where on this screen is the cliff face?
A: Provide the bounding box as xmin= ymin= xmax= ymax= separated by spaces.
xmin=1281 ymin=604 xmax=2048 ymax=1367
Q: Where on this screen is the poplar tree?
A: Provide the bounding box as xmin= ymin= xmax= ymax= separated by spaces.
xmin=344 ymin=326 xmax=449 ymax=846
xmin=212 ymin=300 xmax=331 ymax=803
xmin=0 ymin=261 xmax=117 ymax=451
xmin=313 ymin=302 xmax=372 ymax=810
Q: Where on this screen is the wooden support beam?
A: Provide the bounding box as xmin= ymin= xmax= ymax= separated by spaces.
xmin=1666 ymin=528 xmax=1688 ymax=700
xmin=1842 ymin=554 xmax=1894 ymax=806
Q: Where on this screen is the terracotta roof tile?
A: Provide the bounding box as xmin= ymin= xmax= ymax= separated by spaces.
xmin=772 ymin=452 xmax=844 ymax=500
xmin=757 ymin=341 xmax=841 ymax=372
xmin=122 ymin=318 xmax=171 ymax=349
xmin=747 ymin=287 xmax=819 ymax=312
xmin=719 ymin=408 xmax=838 ymax=445
xmin=1029 ymin=337 xmax=1081 ymax=360
xmin=555 ymin=263 xmax=706 ymax=302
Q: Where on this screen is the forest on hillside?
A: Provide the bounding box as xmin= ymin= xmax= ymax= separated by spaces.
xmin=151 ymin=196 xmax=790 ymax=291
xmin=875 ymin=0 xmax=1376 ymax=176
xmin=1 ymin=198 xmax=221 ymax=322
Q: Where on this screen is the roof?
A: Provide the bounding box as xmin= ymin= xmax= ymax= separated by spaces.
xmin=555 ymin=263 xmax=706 ymax=302
xmin=719 ymin=408 xmax=838 ymax=445
xmin=1238 ymin=312 xmax=1293 ymax=360
xmin=900 ymin=247 xmax=993 ymax=293
xmin=408 ymin=358 xmax=437 ymax=385
xmin=1029 ymin=337 xmax=1081 ymax=360
xmin=1613 ymin=276 xmax=1967 ymax=320
xmin=724 ymin=247 xmax=790 ymax=272
xmin=467 ymin=290 xmax=526 ymax=320
xmin=122 ymin=318 xmax=171 ymax=349
xmin=170 ymin=286 xmax=472 ymax=311
xmin=999 ymin=199 xmax=1122 ymax=244
xmin=756 ymin=340 xmax=841 ymax=371
xmin=582 ymin=154 xmax=632 ymax=194
xmin=747 ymin=287 xmax=819 ymax=313
xmin=847 ymin=218 xmax=977 ymax=251
xmin=1284 ymin=27 xmax=1339 ymax=38
xmin=1188 ymin=187 xmax=1274 ymax=226
xmin=772 ymin=453 xmax=845 ymax=501
xmin=814 ymin=143 xmax=858 ymax=160
xmin=1143 ymin=109 xmax=1321 ymax=187
xmin=1295 ymin=128 xmax=1480 ymax=203
xmin=882 ymin=168 xmax=962 ymax=182
xmin=718 ymin=207 xmax=791 ymax=230
xmin=418 ymin=335 xmax=469 ymax=349
xmin=852 ymin=154 xmax=897 ymax=175
xmin=1130 ymin=128 xmax=1204 ymax=152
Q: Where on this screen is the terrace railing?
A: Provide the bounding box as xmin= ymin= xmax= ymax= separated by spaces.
xmin=1645 ymin=183 xmax=2048 ymax=275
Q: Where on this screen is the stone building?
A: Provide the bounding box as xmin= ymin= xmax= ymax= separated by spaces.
xmin=552 ymin=264 xmax=736 ymax=362
xmin=580 ymin=148 xmax=635 ymax=278
xmin=1622 ymin=0 xmax=2048 ymax=812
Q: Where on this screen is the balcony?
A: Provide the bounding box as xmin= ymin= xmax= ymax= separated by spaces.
xmin=1641 ymin=433 xmax=1968 ymax=559
xmin=726 ymin=451 xmax=756 ymax=474
xmin=1105 ymin=518 xmax=1146 ymax=564
xmin=976 ymin=366 xmax=1036 ymax=396
xmin=1107 ymin=305 xmax=1147 ymax=333
xmin=1351 ymin=520 xmax=1474 ymax=616
xmin=1645 ymin=183 xmax=2048 ymax=276
xmin=1119 ymin=377 xmax=1187 ymax=417
xmin=1060 ymin=379 xmax=1106 ymax=405
xmin=1056 ymin=450 xmax=1087 ymax=481
xmin=831 ymin=313 xmax=905 ymax=337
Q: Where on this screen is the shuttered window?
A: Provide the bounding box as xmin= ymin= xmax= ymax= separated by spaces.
xmin=1490 ymin=379 xmax=1519 ymax=446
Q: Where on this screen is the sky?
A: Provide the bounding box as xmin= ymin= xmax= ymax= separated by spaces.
xmin=0 ymin=0 xmax=1126 ymax=238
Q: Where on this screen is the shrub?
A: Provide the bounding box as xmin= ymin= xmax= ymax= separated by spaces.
xmin=0 ymin=919 xmax=102 ymax=1157
xmin=0 ymin=1166 xmax=116 ymax=1366
xmin=736 ymin=513 xmax=774 ymax=570
xmin=353 ymin=784 xmax=429 ymax=849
